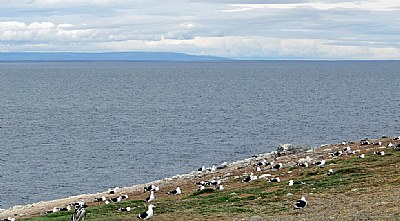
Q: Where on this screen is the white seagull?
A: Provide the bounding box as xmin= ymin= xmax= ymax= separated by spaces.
xmin=294 ymin=196 xmax=307 ymax=209
xmin=146 ymin=191 xmax=156 ymax=203
xmin=327 ymin=169 xmax=334 ymax=176
xmin=269 ymin=177 xmax=281 ymax=182
xmin=144 ymin=184 xmax=159 ymax=193
xmin=314 ymin=160 xmax=326 ymax=167
xmin=166 ymin=187 xmax=182 ymax=195
xmin=137 ymin=204 xmax=155 ymax=220
xmin=118 ymin=206 xmax=131 ymax=212
xmin=71 ymin=205 xmax=86 ymax=221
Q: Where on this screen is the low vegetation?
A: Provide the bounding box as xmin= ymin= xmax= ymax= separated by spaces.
xmin=18 ymin=142 xmax=400 ymax=220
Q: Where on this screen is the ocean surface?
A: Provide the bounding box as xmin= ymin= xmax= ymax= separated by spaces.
xmin=1 ymin=61 xmax=399 ymax=209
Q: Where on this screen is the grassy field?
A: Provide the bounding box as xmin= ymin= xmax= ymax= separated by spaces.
xmin=21 ymin=144 xmax=400 ymax=221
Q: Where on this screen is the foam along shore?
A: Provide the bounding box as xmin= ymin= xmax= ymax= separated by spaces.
xmin=1 ymin=135 xmax=400 ymax=220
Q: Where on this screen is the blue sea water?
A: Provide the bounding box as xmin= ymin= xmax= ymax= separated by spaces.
xmin=1 ymin=61 xmax=399 ymax=209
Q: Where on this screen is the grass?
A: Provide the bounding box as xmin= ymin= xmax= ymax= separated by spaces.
xmin=19 ymin=146 xmax=400 ymax=221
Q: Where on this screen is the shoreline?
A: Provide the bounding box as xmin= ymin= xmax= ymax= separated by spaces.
xmin=1 ymin=135 xmax=399 ymax=219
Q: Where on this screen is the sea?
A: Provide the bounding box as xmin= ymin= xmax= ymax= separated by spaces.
xmin=1 ymin=61 xmax=399 ymax=209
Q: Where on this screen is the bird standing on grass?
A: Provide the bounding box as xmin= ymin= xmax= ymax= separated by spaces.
xmin=146 ymin=191 xmax=156 ymax=203
xmin=71 ymin=205 xmax=86 ymax=221
xmin=137 ymin=204 xmax=155 ymax=219
xmin=294 ymin=196 xmax=307 ymax=209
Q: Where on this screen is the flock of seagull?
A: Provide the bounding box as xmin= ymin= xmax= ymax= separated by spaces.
xmin=2 ymin=136 xmax=399 ymax=221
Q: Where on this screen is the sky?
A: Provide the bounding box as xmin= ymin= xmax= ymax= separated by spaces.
xmin=0 ymin=0 xmax=399 ymax=59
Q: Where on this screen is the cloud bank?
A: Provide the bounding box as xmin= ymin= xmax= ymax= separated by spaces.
xmin=1 ymin=0 xmax=399 ymax=59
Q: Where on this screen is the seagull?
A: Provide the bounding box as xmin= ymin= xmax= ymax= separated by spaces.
xmin=289 ymin=180 xmax=305 ymax=187
xmin=272 ymin=163 xmax=283 ymax=170
xmin=110 ymin=196 xmax=122 ymax=203
xmin=374 ymin=151 xmax=385 ymax=156
xmin=196 ymin=179 xmax=221 ymax=186
xmin=269 ymin=177 xmax=280 ymax=182
xmin=343 ymin=146 xmax=351 ymax=152
xmin=314 ymin=160 xmax=326 ymax=167
xmin=327 ymin=169 xmax=334 ymax=176
xmin=217 ymin=185 xmax=224 ymax=191
xmin=137 ymin=204 xmax=155 ymax=220
xmin=108 ymin=187 xmax=119 ymax=194
xmin=241 ymin=176 xmax=251 ymax=183
xmin=359 ymin=154 xmax=365 ymax=159
xmin=118 ymin=207 xmax=131 ymax=212
xmin=3 ymin=217 xmax=15 ymax=221
xmin=45 ymin=207 xmax=60 ymax=214
xmin=166 ymin=187 xmax=182 ymax=195
xmin=241 ymin=173 xmax=257 ymax=183
xmin=298 ymin=162 xmax=309 ymax=168
xmin=146 ymin=191 xmax=156 ymax=203
xmin=143 ymin=184 xmax=157 ymax=193
xmin=59 ymin=205 xmax=71 ymax=211
xmin=95 ymin=196 xmax=107 ymax=202
xmin=294 ymin=196 xmax=307 ymax=209
xmin=198 ymin=166 xmax=206 ymax=172
xmin=71 ymin=205 xmax=86 ymax=221
xmin=330 ymin=151 xmax=343 ymax=157
xmin=387 ymin=142 xmax=394 ymax=148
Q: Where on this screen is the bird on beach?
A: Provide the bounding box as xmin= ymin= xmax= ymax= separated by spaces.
xmin=71 ymin=205 xmax=86 ymax=221
xmin=107 ymin=187 xmax=119 ymax=194
xmin=294 ymin=196 xmax=307 ymax=209
xmin=2 ymin=217 xmax=15 ymax=221
xmin=95 ymin=196 xmax=107 ymax=202
xmin=198 ymin=166 xmax=206 ymax=172
xmin=327 ymin=169 xmax=334 ymax=176
xmin=359 ymin=154 xmax=365 ymax=159
xmin=144 ymin=185 xmax=159 ymax=193
xmin=137 ymin=204 xmax=155 ymax=219
xmin=146 ymin=191 xmax=156 ymax=203
xmin=110 ymin=196 xmax=122 ymax=203
xmin=166 ymin=187 xmax=182 ymax=195
xmin=59 ymin=205 xmax=71 ymax=211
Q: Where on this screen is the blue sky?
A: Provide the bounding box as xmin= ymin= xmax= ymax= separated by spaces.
xmin=1 ymin=0 xmax=399 ymax=59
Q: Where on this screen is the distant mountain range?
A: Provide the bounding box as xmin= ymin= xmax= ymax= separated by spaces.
xmin=0 ymin=52 xmax=231 ymax=61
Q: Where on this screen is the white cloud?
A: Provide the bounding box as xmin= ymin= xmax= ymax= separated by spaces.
xmin=0 ymin=0 xmax=399 ymax=59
